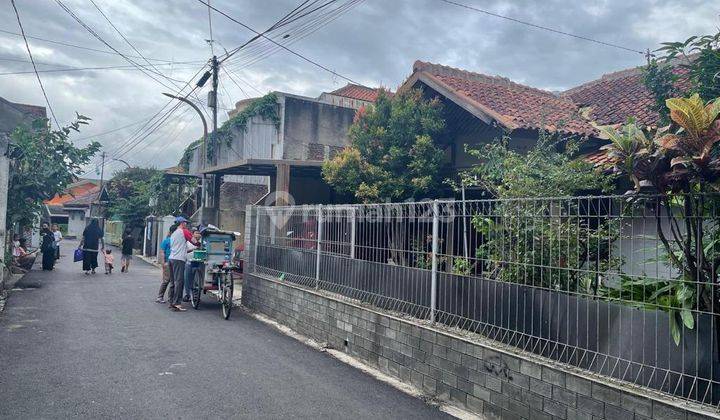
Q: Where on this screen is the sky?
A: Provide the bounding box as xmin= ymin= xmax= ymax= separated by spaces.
xmin=0 ymin=0 xmax=716 ymax=176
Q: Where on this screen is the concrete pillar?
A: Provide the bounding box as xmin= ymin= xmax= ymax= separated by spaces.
xmin=275 ymin=163 xmax=290 ymax=206
xmin=203 ymin=174 xmax=220 ymax=227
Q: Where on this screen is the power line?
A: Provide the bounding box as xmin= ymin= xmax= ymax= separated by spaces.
xmin=198 ymin=0 xmax=360 ymax=84
xmin=87 ymin=0 xmax=212 ymax=111
xmin=89 ymin=0 xmax=165 ymax=77
xmin=226 ymin=0 xmax=362 ymax=74
xmin=437 ymin=0 xmax=647 ymax=56
xmin=72 ymin=116 xmax=153 ymax=142
xmin=10 ymin=0 xmax=59 ymax=127
xmin=0 ymin=28 xmax=204 ymax=64
xmin=56 ymin=0 xmax=191 ymax=94
xmin=0 ymin=63 xmax=199 ymax=77
xmin=207 ymin=0 xmax=215 ymax=55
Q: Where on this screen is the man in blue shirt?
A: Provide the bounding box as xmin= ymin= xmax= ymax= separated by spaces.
xmin=155 ymin=227 xmax=174 ymax=303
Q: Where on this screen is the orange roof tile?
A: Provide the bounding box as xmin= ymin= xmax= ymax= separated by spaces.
xmin=329 ymin=84 xmax=392 ymax=102
xmin=562 ymin=66 xmax=689 ymax=128
xmin=62 ymin=185 xmax=101 ymax=207
xmin=44 ymin=180 xmax=100 ymax=205
xmin=583 ymin=150 xmax=616 ymax=167
xmin=408 ymin=61 xmax=597 ymax=136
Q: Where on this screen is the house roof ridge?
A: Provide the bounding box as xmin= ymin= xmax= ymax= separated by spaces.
xmin=562 ymin=66 xmax=644 ymax=97
xmin=412 ymin=60 xmax=558 ymax=98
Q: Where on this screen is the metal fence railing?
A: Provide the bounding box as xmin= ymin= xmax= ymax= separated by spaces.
xmin=249 ymin=195 xmax=720 ymax=409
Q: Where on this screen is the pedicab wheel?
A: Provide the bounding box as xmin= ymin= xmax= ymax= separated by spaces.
xmin=221 ymin=273 xmax=233 ymax=320
xmin=191 ymin=269 xmax=202 ymax=309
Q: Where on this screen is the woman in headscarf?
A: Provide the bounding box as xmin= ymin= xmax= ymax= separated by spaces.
xmin=79 ymin=218 xmax=104 ymax=275
xmin=40 ymin=223 xmax=55 ymax=271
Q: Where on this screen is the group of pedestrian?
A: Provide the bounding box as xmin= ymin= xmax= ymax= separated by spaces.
xmin=78 ymin=219 xmax=134 ymax=275
xmin=156 ymin=216 xmax=203 ymax=312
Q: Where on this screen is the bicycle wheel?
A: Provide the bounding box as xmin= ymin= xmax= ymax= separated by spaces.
xmin=221 ymin=273 xmax=233 ymax=320
xmin=191 ymin=267 xmax=202 ymax=309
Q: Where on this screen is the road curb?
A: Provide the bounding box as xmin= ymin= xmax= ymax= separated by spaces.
xmin=233 ymin=300 xmax=477 ymax=420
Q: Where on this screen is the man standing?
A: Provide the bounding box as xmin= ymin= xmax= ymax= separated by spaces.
xmin=52 ymin=224 xmax=62 ymax=260
xmin=183 ymin=229 xmax=202 ymax=302
xmin=168 ymin=216 xmax=192 ymax=311
xmin=156 ymin=227 xmax=174 ymax=303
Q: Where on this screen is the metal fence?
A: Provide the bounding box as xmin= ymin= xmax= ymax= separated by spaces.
xmin=249 ymin=195 xmax=720 ymax=409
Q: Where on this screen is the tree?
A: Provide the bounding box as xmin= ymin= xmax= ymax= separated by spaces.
xmin=322 ymin=89 xmax=446 ymax=202
xmin=106 ymin=167 xmax=196 ymax=228
xmin=7 ymin=116 xmax=100 ymax=228
xmin=644 ymin=31 xmax=720 ymax=124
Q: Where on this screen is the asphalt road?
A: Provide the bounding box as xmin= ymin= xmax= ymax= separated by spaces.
xmin=0 ymin=242 xmax=449 ymax=419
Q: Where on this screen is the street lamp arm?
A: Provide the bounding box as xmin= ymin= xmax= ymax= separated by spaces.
xmin=162 ymin=92 xmax=208 ymax=168
xmin=162 ymin=92 xmax=209 ymax=225
xmin=111 ymin=158 xmax=131 ymax=169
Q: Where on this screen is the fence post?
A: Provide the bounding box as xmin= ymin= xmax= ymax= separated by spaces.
xmin=349 ymin=206 xmax=356 ymax=259
xmin=253 ymin=206 xmax=260 ymax=270
xmin=315 ymin=204 xmax=323 ymax=289
xmin=430 ymin=200 xmax=439 ymax=323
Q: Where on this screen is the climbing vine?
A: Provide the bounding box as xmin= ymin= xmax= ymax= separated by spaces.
xmin=178 ymin=93 xmax=280 ymax=169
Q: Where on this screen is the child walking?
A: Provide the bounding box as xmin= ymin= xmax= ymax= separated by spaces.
xmin=104 ymin=249 xmax=114 ymax=274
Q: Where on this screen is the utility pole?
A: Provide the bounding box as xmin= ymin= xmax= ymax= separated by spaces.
xmin=205 ymin=54 xmax=219 ymax=226
xmin=210 ymin=55 xmax=219 ymax=165
xmin=99 ymin=151 xmax=106 ymax=189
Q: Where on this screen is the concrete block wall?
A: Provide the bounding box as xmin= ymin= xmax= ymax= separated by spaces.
xmin=242 ymin=273 xmax=718 ymax=420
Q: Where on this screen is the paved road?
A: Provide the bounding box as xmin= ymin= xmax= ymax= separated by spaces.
xmin=0 ymin=242 xmax=449 ymax=419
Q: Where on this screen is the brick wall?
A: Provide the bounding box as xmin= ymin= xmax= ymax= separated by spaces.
xmin=243 ymin=273 xmax=717 ymax=420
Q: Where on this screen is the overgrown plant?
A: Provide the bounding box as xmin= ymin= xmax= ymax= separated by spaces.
xmin=601 ymin=94 xmax=720 ymax=344
xmin=208 ymin=93 xmax=280 ymax=161
xmin=462 ymin=131 xmax=619 ymax=291
xmin=643 ymin=30 xmax=720 ymax=124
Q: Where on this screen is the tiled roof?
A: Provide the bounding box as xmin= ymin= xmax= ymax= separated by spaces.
xmin=62 ymin=185 xmax=100 ymax=207
xmin=582 ymin=149 xmax=616 ymax=167
xmin=11 ymin=102 xmax=47 ymax=119
xmin=562 ymin=68 xmax=658 ymax=127
xmin=329 ymin=84 xmax=392 ymax=102
xmin=44 ymin=179 xmax=100 ymax=205
xmin=408 ymin=61 xmax=597 ymax=136
xmin=562 ymin=65 xmax=689 ymax=128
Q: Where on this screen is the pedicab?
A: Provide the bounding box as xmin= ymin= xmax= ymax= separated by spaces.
xmin=188 ymin=227 xmax=241 ymax=319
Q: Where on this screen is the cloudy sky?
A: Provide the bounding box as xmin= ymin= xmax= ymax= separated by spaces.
xmin=0 ymin=0 xmax=716 ymax=176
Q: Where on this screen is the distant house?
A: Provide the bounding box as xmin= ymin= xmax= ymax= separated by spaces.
xmin=60 ymin=184 xmax=105 ymax=238
xmin=42 ymin=179 xmax=100 ymax=232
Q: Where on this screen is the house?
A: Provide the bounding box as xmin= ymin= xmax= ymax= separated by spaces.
xmin=182 ymin=84 xmax=389 ymax=236
xmin=61 ymin=184 xmax=102 ymax=238
xmin=397 ymin=60 xmax=660 ymax=177
xmin=42 ymin=179 xmax=100 ymax=232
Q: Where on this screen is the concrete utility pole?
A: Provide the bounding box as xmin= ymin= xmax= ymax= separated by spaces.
xmin=211 ymin=55 xmax=219 ymax=164
xmin=205 ymin=54 xmax=220 ymax=226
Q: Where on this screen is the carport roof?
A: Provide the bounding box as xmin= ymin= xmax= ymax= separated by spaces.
xmin=200 ymin=158 xmax=323 ymax=176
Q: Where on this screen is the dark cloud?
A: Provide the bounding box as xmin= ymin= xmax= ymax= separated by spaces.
xmin=0 ymin=0 xmax=715 ymax=174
